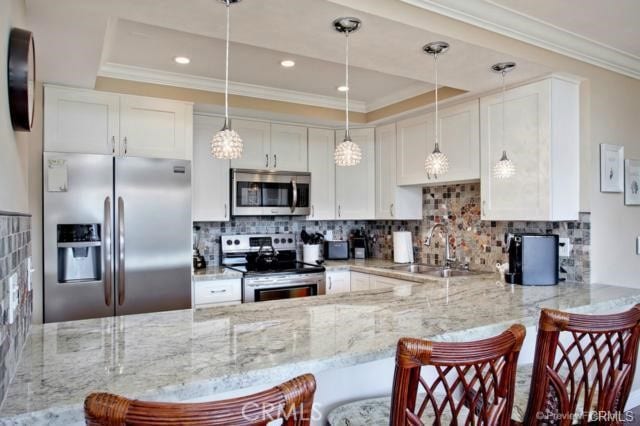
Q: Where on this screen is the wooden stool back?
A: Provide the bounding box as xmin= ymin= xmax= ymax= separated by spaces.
xmin=84 ymin=373 xmax=316 ymax=426
xmin=390 ymin=325 xmax=526 ymax=425
xmin=522 ymin=305 xmax=640 ymax=425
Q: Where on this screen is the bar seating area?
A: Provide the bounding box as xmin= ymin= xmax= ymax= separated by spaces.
xmin=80 ymin=305 xmax=640 ymax=425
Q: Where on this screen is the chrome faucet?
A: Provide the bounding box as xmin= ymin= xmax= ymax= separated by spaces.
xmin=424 ymin=223 xmax=456 ymax=268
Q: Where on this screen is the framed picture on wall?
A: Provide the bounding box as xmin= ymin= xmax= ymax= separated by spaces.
xmin=600 ymin=144 xmax=624 ymax=193
xmin=625 ymin=159 xmax=640 ymax=206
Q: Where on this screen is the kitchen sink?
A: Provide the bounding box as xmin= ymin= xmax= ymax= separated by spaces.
xmin=385 ymin=264 xmax=483 ymax=278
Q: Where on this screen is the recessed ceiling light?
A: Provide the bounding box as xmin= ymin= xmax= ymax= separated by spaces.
xmin=280 ymin=59 xmax=296 ymax=68
xmin=174 ymin=56 xmax=191 ymax=65
xmin=337 ymin=85 xmax=349 ymax=92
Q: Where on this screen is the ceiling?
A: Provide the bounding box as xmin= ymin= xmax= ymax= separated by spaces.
xmin=25 ymin=0 xmax=552 ymax=112
xmin=490 ymin=0 xmax=640 ymax=57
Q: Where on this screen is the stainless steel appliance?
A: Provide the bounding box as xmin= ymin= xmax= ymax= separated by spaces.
xmin=44 ymin=153 xmax=192 ymax=323
xmin=231 ymin=169 xmax=310 ymax=216
xmin=507 ymin=233 xmax=559 ymax=286
xmin=221 ymin=233 xmax=325 ymax=303
xmin=324 ymin=240 xmax=349 ymax=260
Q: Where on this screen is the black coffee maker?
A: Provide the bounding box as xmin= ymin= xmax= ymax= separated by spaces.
xmin=193 ymin=226 xmax=207 ymax=270
xmin=506 ymin=233 xmax=559 ymax=285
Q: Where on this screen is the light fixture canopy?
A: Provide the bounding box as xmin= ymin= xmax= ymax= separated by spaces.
xmin=423 ymin=41 xmax=450 ymax=179
xmin=174 ymin=56 xmax=191 ymax=65
xmin=211 ymin=0 xmax=243 ymax=160
xmin=491 ymin=61 xmax=517 ymax=179
xmin=333 ymin=16 xmax=362 ymax=167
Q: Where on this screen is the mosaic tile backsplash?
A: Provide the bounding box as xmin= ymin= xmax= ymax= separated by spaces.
xmin=195 ymin=183 xmax=590 ymax=283
xmin=0 ymin=215 xmax=32 ymax=406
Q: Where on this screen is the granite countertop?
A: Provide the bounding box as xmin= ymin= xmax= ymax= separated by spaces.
xmin=192 ymin=265 xmax=243 ymax=281
xmin=3 ymin=277 xmax=640 ymax=424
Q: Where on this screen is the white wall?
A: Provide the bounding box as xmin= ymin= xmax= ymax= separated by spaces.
xmin=0 ymin=0 xmax=29 ymax=214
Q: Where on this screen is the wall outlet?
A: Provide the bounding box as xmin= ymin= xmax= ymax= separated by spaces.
xmin=558 ymin=237 xmax=572 ymax=257
xmin=8 ymin=273 xmax=19 ymax=324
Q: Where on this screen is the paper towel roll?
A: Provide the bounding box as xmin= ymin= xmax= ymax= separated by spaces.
xmin=393 ymin=231 xmax=414 ymax=264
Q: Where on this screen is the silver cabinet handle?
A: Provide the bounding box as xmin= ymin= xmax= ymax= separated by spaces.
xmin=274 ymin=154 xmax=277 ymax=168
xmin=291 ymin=179 xmax=298 ymax=213
xmin=123 ymin=137 xmax=128 ymax=156
xmin=111 ymin=136 xmax=116 ymax=155
xmin=103 ymin=197 xmax=112 ymax=306
xmin=117 ymin=197 xmax=125 ymax=306
xmin=328 ymin=276 xmax=332 ymax=290
xmin=338 ymin=205 xmax=341 ymax=218
xmin=265 ymin=154 xmax=269 ymax=168
xmin=311 ymin=205 xmax=315 ymax=217
xmin=210 ymin=289 xmax=227 ymax=294
xmin=224 ymin=203 xmax=227 ymax=218
xmin=482 ymin=200 xmax=486 ymax=217
xmin=390 ymin=203 xmax=394 ymax=218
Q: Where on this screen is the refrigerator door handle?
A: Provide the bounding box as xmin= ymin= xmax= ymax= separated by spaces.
xmin=117 ymin=196 xmax=126 ymax=305
xmin=103 ymin=196 xmax=113 ymax=306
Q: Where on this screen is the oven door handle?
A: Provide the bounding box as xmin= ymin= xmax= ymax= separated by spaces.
xmin=290 ymin=179 xmax=298 ymax=213
xmin=244 ymin=276 xmax=322 ymax=288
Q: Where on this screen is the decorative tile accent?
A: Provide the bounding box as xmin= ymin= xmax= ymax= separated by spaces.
xmin=0 ymin=215 xmax=32 ymax=406
xmin=419 ymin=184 xmax=590 ymax=283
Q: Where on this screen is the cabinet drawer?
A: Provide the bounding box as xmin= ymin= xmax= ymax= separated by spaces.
xmin=194 ymin=279 xmax=241 ymax=305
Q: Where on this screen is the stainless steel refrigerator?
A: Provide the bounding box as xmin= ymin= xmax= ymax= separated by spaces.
xmin=44 ymin=152 xmax=192 ymax=323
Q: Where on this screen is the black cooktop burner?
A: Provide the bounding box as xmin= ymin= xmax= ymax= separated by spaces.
xmin=227 ymin=250 xmax=325 ymax=276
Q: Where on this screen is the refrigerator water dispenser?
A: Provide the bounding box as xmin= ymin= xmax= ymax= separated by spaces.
xmin=57 ymin=224 xmax=102 ymax=283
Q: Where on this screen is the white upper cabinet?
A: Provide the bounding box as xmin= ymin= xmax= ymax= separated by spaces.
xmin=436 ymin=100 xmax=480 ymax=182
xmin=375 ymin=123 xmax=422 ymax=220
xmin=396 ymin=100 xmax=480 ymax=186
xmin=307 ymin=128 xmax=335 ymax=220
xmin=335 ymin=128 xmax=375 ymax=220
xmin=396 ymin=114 xmax=433 ymax=186
xmin=192 ymin=115 xmax=230 ymax=222
xmin=270 ymin=124 xmax=308 ymax=172
xmin=44 ymin=85 xmax=120 ymax=155
xmin=480 ymin=76 xmax=579 ymax=221
xmin=44 ymin=85 xmax=193 ymax=160
xmin=230 ymin=120 xmax=308 ymax=171
xmin=120 ymin=95 xmax=193 ymax=160
xmin=230 ymin=119 xmax=271 ymax=169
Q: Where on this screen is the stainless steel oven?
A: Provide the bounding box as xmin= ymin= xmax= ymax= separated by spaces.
xmin=243 ymin=272 xmax=326 ymax=303
xmin=231 ymin=169 xmax=311 ymax=216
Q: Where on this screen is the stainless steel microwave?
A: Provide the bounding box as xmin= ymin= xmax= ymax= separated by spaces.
xmin=231 ymin=169 xmax=311 ymax=216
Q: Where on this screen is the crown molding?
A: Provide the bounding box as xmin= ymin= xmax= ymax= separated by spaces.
xmin=98 ymin=63 xmax=369 ymax=113
xmin=401 ymin=0 xmax=640 ymax=80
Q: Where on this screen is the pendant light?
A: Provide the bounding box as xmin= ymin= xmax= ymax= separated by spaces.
xmin=491 ymin=62 xmax=516 ymax=179
xmin=423 ymin=41 xmax=450 ymax=179
xmin=211 ymin=0 xmax=243 ymax=160
xmin=333 ymin=17 xmax=362 ymax=167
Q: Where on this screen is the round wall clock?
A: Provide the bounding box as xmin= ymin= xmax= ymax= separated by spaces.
xmin=8 ymin=28 xmax=36 ymax=132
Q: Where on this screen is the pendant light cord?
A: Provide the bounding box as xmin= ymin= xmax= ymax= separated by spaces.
xmin=344 ymin=32 xmax=350 ymax=139
xmin=224 ymin=1 xmax=230 ymax=123
xmin=434 ymin=53 xmax=439 ymax=147
xmin=501 ymin=70 xmax=506 ymax=154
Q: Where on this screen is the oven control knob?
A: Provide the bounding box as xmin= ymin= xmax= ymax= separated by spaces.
xmin=274 ymin=238 xmax=280 ymax=244
xmin=234 ymin=239 xmax=240 ymax=245
xmin=288 ymin=238 xmax=293 ymax=243
xmin=226 ymin=239 xmax=232 ymax=246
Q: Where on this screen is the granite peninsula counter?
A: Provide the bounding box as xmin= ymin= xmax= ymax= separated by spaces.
xmin=2 ymin=276 xmax=640 ymax=425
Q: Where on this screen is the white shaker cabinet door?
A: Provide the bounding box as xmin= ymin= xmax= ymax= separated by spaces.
xmin=307 ymin=128 xmax=336 ymax=220
xmin=335 ymin=128 xmax=375 ymax=220
xmin=230 ymin=119 xmax=271 ymax=170
xmin=270 ymin=124 xmax=308 ymax=172
xmin=436 ymin=99 xmax=480 ymax=183
xmin=396 ymin=114 xmax=434 ymax=185
xmin=44 ymin=85 xmax=120 ymax=155
xmin=192 ymin=115 xmax=230 ymax=222
xmin=326 ymin=271 xmax=351 ymax=294
xmin=120 ymin=95 xmax=192 ymax=160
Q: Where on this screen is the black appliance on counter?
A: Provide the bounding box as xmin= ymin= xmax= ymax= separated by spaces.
xmin=324 ymin=240 xmax=349 ymax=260
xmin=507 ymin=233 xmax=559 ymax=286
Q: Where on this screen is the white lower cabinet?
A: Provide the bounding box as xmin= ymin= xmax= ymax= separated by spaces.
xmin=350 ymin=272 xmax=372 ymax=292
xmin=375 ymin=123 xmax=422 ymax=220
xmin=335 ymin=128 xmax=376 ymax=219
xmin=308 ymin=128 xmax=336 ymax=220
xmin=325 ymin=270 xmax=351 ymax=294
xmin=193 ymin=278 xmax=242 ymax=307
xmin=192 ymin=114 xmax=230 ymax=221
